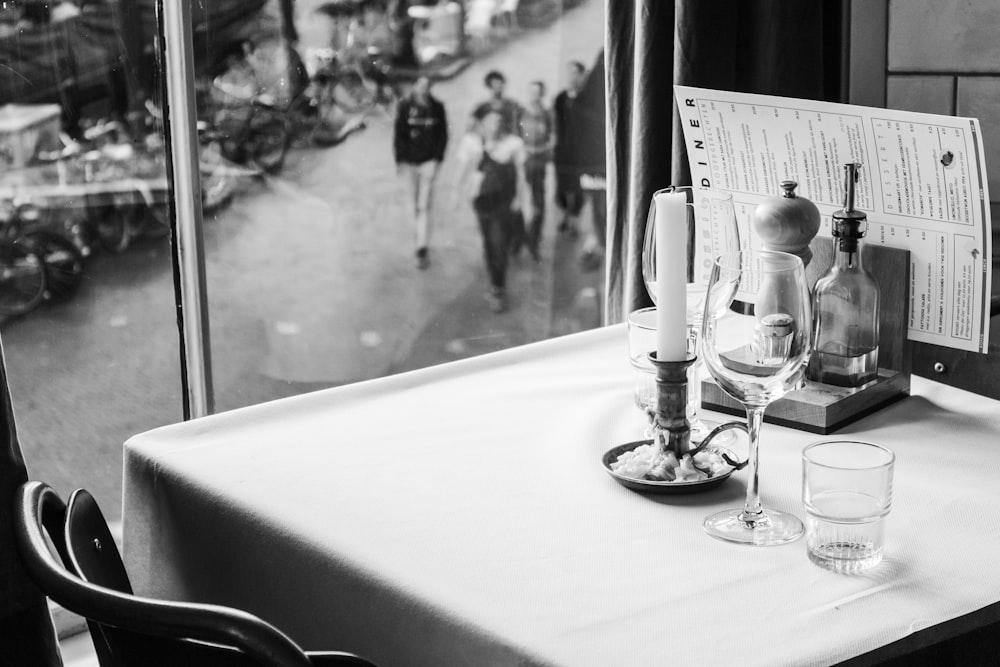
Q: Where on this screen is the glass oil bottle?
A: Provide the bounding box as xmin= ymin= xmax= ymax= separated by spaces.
xmin=807 ymin=163 xmax=880 ymax=387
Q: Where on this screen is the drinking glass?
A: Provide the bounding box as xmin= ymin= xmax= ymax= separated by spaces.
xmin=627 ymin=308 xmax=699 ymax=435
xmin=700 ymin=250 xmax=812 ymax=545
xmin=802 ymin=440 xmax=895 ymax=573
xmin=642 ymin=187 xmax=740 ymax=439
xmin=642 ymin=186 xmax=741 ymax=323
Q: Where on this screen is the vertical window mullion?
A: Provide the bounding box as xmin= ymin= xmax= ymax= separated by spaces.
xmin=157 ymin=0 xmax=214 ymax=418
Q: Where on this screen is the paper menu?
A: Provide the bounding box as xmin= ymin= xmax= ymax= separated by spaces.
xmin=675 ymin=85 xmax=992 ymax=353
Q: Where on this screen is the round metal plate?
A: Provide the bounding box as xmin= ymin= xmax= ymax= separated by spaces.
xmin=602 ymin=439 xmax=737 ymax=494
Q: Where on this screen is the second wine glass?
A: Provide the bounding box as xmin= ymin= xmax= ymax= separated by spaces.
xmin=642 ymin=186 xmax=740 ymax=441
xmin=700 ymin=249 xmax=812 ymax=546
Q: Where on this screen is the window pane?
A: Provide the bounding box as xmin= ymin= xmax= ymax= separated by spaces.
xmin=203 ymin=0 xmax=607 ymax=410
xmin=0 ymin=0 xmax=181 ymax=524
xmin=0 ymin=0 xmax=607 ymax=526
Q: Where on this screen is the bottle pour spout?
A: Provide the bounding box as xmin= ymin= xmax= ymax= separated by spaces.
xmin=833 ymin=163 xmax=866 ymax=246
xmin=843 ymin=163 xmax=862 ymax=212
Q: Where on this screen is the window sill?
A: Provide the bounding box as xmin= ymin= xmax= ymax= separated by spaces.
xmin=58 ymin=625 xmax=99 ymax=667
xmin=51 ymin=599 xmax=88 ymax=639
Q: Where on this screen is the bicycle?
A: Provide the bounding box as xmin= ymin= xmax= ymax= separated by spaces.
xmin=37 ymin=120 xmax=154 ymax=256
xmin=0 ymin=198 xmax=84 ymax=315
xmin=200 ymin=41 xmax=303 ymax=174
xmin=306 ymin=45 xmax=400 ymax=121
xmin=309 ymin=0 xmax=404 ymax=121
xmin=0 ymin=202 xmax=46 ymax=317
xmin=52 ymin=112 xmax=240 ymax=257
xmin=202 ymin=88 xmax=291 ymax=174
xmin=138 ymin=99 xmax=249 ymax=221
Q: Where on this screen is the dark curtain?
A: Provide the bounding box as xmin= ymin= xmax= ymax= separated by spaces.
xmin=0 ymin=341 xmax=62 ymax=666
xmin=577 ymin=51 xmax=608 ymax=178
xmin=605 ymin=0 xmax=845 ymax=322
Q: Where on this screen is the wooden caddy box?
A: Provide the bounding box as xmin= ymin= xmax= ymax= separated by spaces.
xmin=701 ymin=239 xmax=911 ymax=434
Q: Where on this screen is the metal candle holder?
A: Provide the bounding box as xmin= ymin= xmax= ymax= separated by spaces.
xmin=603 ymin=349 xmax=748 ymax=495
xmin=645 ymin=351 xmax=749 ymax=471
xmin=647 ymin=351 xmax=697 ymax=458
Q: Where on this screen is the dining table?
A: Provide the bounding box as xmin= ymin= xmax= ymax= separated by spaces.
xmin=122 ymin=324 xmax=1000 ymax=666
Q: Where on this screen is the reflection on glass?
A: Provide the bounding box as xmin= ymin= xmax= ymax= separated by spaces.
xmin=1 ymin=1 xmax=185 ymax=525
xmin=202 ymin=0 xmax=610 ymax=409
xmin=1 ymin=0 xmax=608 ymax=525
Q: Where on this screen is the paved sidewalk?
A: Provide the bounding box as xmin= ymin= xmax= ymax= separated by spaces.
xmin=229 ymin=0 xmax=606 ymax=390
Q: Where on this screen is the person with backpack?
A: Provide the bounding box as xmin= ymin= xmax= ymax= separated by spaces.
xmin=454 ymin=108 xmax=530 ymax=313
xmin=394 ymin=76 xmax=448 ymax=269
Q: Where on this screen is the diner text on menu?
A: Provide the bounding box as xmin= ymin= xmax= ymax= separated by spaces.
xmin=675 ymin=85 xmax=992 ymax=354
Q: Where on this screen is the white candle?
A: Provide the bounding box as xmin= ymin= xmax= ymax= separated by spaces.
xmin=654 ymin=191 xmax=687 ymax=361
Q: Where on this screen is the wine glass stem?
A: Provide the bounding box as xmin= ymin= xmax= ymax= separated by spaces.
xmin=739 ymin=405 xmax=765 ymax=524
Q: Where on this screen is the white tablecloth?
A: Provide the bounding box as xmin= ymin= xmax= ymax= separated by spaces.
xmin=122 ymin=326 xmax=1000 ymax=667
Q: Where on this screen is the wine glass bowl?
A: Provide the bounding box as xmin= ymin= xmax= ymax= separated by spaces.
xmin=642 ymin=186 xmax=741 ymax=319
xmin=641 ymin=187 xmax=741 ymax=442
xmin=702 ymin=252 xmax=811 ymax=407
xmin=700 ymin=249 xmax=813 ymax=546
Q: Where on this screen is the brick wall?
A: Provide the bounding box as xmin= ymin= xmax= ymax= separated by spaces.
xmin=887 ymin=0 xmax=1000 ymax=202
xmin=882 ymin=0 xmax=1000 ymax=297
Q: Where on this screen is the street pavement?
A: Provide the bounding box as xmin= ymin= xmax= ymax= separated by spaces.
xmin=2 ymin=0 xmax=606 ymax=522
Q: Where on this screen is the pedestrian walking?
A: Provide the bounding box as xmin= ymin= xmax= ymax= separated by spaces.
xmin=471 ymin=70 xmax=522 ymax=136
xmin=553 ymin=61 xmax=587 ymax=236
xmin=519 ymin=80 xmax=555 ymax=261
xmin=388 ymin=0 xmax=419 ymax=68
xmin=394 ymin=76 xmax=448 ymax=269
xmin=454 ymin=108 xmax=530 ymax=314
xmin=574 ymin=52 xmax=608 ymax=272
xmin=277 ymin=0 xmax=299 ymax=45
xmin=470 ymin=71 xmax=523 ymax=254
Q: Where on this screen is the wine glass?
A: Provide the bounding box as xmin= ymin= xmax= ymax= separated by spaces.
xmin=700 ymin=249 xmax=812 ymax=545
xmin=642 ymin=186 xmax=741 ymax=441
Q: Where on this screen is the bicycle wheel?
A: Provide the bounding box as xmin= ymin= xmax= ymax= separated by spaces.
xmin=298 ymin=83 xmax=351 ymax=147
xmin=249 ymin=116 xmax=290 ymax=174
xmin=92 ymin=206 xmax=133 ymax=254
xmin=202 ymin=171 xmax=235 ymax=212
xmin=378 ymin=82 xmax=399 ymax=120
xmin=20 ymin=230 xmax=84 ymax=302
xmin=200 ymin=141 xmax=238 ymax=211
xmin=133 ymin=205 xmax=170 ymax=241
xmin=332 ymin=71 xmax=376 ymax=114
xmin=0 ymin=241 xmax=46 ymax=317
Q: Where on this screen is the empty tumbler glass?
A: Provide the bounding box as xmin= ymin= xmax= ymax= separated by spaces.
xmin=802 ymin=440 xmax=895 ymax=573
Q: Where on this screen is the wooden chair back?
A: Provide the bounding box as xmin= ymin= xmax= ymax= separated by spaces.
xmin=16 ymin=481 xmax=375 ymax=667
xmin=65 ymin=489 xmax=132 ymax=594
xmin=64 ymin=488 xmax=254 ymax=666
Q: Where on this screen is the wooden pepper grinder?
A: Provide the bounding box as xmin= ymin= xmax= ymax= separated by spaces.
xmin=752 ymin=180 xmax=821 ymax=270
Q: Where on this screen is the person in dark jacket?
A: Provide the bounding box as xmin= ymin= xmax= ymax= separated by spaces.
xmin=573 ymin=52 xmax=607 ymax=271
xmin=454 ymin=108 xmax=529 ymax=313
xmin=394 ymin=76 xmax=448 ymax=269
xmin=552 ymin=61 xmax=587 ymax=236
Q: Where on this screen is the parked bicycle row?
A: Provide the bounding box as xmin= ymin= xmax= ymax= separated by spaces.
xmin=0 ymin=112 xmax=253 ymax=319
xmin=0 ymin=0 xmax=594 ymax=320
xmin=0 ymin=32 xmax=393 ymax=320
